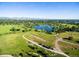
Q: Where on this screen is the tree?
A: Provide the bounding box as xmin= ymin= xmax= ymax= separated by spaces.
xmin=22 ymin=30 xmax=25 ymax=32
xmin=16 ymin=29 xmax=20 ymax=31
xmin=10 ymin=27 xmax=16 ymax=31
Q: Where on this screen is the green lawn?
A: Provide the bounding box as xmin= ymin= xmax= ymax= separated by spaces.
xmin=0 ymin=25 xmax=23 ymax=35
xmin=0 ymin=25 xmax=12 ymax=34
xmin=0 ymin=25 xmax=64 ymax=57
xmin=0 ymin=32 xmax=64 ymax=57
xmin=0 ymin=33 xmax=32 ymax=56
xmin=1 ymin=24 xmax=79 ymax=57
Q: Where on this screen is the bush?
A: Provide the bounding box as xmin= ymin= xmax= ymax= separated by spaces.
xmin=37 ymin=50 xmax=47 ymax=56
xmin=19 ymin=53 xmax=23 ymax=57
xmin=76 ymin=40 xmax=79 ymax=43
xmin=10 ymin=27 xmax=15 ymax=31
xmin=22 ymin=30 xmax=25 ymax=32
xmin=35 ymin=29 xmax=38 ymax=31
xmin=28 ymin=45 xmax=37 ymax=50
xmin=26 ymin=52 xmax=39 ymax=57
xmin=11 ymin=53 xmax=18 ymax=57
xmin=63 ymin=36 xmax=73 ymax=40
xmin=68 ymin=36 xmax=73 ymax=40
xmin=16 ymin=29 xmax=20 ymax=31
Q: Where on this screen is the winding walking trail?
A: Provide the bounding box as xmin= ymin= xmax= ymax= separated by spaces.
xmin=55 ymin=34 xmax=79 ymax=46
xmin=0 ymin=55 xmax=13 ymax=57
xmin=54 ymin=33 xmax=79 ymax=57
xmin=60 ymin=39 xmax=79 ymax=46
xmin=54 ymin=34 xmax=69 ymax=56
xmin=23 ymin=34 xmax=69 ymax=57
xmin=31 ymin=35 xmax=46 ymax=42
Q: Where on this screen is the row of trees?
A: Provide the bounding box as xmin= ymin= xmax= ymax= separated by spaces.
xmin=10 ymin=27 xmax=25 ymax=32
xmin=0 ymin=18 xmax=79 ymax=33
xmin=54 ymin=24 xmax=79 ymax=33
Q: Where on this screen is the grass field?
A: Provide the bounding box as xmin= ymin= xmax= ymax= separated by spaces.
xmin=0 ymin=24 xmax=79 ymax=57
xmin=24 ymin=31 xmax=56 ymax=48
xmin=59 ymin=32 xmax=79 ymax=44
xmin=0 ymin=33 xmax=30 ymax=56
xmin=0 ymin=25 xmax=23 ymax=34
xmin=59 ymin=41 xmax=79 ymax=57
xmin=58 ymin=32 xmax=79 ymax=56
xmin=0 ymin=24 xmax=64 ymax=57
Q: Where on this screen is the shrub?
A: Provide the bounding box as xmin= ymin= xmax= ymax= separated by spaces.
xmin=28 ymin=45 xmax=37 ymax=50
xmin=19 ymin=53 xmax=23 ymax=57
xmin=16 ymin=29 xmax=20 ymax=31
xmin=26 ymin=52 xmax=39 ymax=57
xmin=22 ymin=30 xmax=25 ymax=32
xmin=76 ymin=40 xmax=79 ymax=43
xmin=68 ymin=36 xmax=73 ymax=40
xmin=63 ymin=36 xmax=73 ymax=40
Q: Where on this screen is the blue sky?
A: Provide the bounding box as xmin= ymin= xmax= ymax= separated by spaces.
xmin=0 ymin=2 xmax=79 ymax=19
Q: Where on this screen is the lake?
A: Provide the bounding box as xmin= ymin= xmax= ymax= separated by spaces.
xmin=34 ymin=25 xmax=54 ymax=32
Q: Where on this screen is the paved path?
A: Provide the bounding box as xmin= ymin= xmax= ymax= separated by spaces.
xmin=23 ymin=34 xmax=69 ymax=57
xmin=0 ymin=55 xmax=12 ymax=57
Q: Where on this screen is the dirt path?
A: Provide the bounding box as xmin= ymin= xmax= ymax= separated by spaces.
xmin=55 ymin=34 xmax=63 ymax=52
xmin=54 ymin=38 xmax=63 ymax=52
xmin=23 ymin=34 xmax=69 ymax=57
xmin=55 ymin=34 xmax=79 ymax=46
xmin=54 ymin=34 xmax=69 ymax=57
xmin=31 ymin=35 xmax=46 ymax=42
xmin=60 ymin=39 xmax=79 ymax=46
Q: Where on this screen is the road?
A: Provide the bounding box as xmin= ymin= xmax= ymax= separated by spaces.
xmin=23 ymin=34 xmax=69 ymax=57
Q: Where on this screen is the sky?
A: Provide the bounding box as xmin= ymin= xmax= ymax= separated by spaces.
xmin=0 ymin=2 xmax=79 ymax=19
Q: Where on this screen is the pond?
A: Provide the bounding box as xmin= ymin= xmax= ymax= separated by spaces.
xmin=34 ymin=25 xmax=54 ymax=33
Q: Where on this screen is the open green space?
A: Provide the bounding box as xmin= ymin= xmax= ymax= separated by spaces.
xmin=0 ymin=24 xmax=63 ymax=57
xmin=24 ymin=31 xmax=56 ymax=48
xmin=59 ymin=41 xmax=79 ymax=57
xmin=59 ymin=32 xmax=79 ymax=44
xmin=0 ymin=33 xmax=31 ymax=56
xmin=0 ymin=32 xmax=63 ymax=57
xmin=0 ymin=25 xmax=23 ymax=35
xmin=0 ymin=19 xmax=79 ymax=57
xmin=59 ymin=32 xmax=79 ymax=56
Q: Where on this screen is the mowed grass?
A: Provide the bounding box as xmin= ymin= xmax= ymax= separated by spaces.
xmin=59 ymin=32 xmax=79 ymax=43
xmin=0 ymin=25 xmax=64 ymax=57
xmin=0 ymin=25 xmax=23 ymax=35
xmin=24 ymin=31 xmax=56 ymax=47
xmin=0 ymin=25 xmax=12 ymax=34
xmin=59 ymin=41 xmax=79 ymax=57
xmin=0 ymin=25 xmax=34 ymax=56
xmin=0 ymin=33 xmax=33 ymax=56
